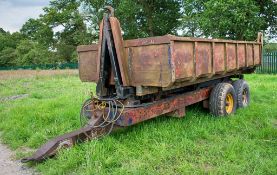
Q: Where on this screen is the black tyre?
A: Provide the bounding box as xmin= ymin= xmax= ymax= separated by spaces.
xmin=209 ymin=83 xmax=237 ymax=116
xmin=233 ymin=79 xmax=250 ymax=108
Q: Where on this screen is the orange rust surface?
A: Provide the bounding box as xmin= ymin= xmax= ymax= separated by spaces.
xmin=214 ymin=43 xmax=225 ymax=73
xmin=226 ymin=43 xmax=237 ymax=71
xmin=195 ymin=42 xmax=212 ymax=77
xmin=110 ymin=17 xmax=130 ymax=86
xmin=238 ymin=44 xmax=246 ymax=68
xmin=116 ymin=87 xmax=211 ymax=126
xmin=129 ymin=44 xmax=171 ymax=87
xmin=77 ymin=44 xmax=98 ymax=82
xmin=172 ymin=41 xmax=194 ymax=80
xmin=77 ymin=17 xmax=262 ymax=89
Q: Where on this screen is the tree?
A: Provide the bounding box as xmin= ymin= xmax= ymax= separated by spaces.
xmin=15 ymin=40 xmax=54 ymax=66
xmin=198 ymin=0 xmax=265 ymax=40
xmin=264 ymin=43 xmax=277 ymax=52
xmin=20 ymin=18 xmax=54 ymax=47
xmin=0 ymin=28 xmax=6 ymax=34
xmin=0 ymin=31 xmax=23 ymax=52
xmin=0 ymin=30 xmax=24 ymax=66
xmin=255 ymin=0 xmax=277 ymax=40
xmin=40 ymin=0 xmax=94 ymax=62
xmin=43 ymin=0 xmax=93 ymax=45
xmin=179 ymin=0 xmax=205 ymax=37
xmin=22 ymin=46 xmax=55 ymax=65
xmin=0 ymin=47 xmax=17 ymax=66
xmin=82 ymin=0 xmax=182 ymax=39
xmin=180 ymin=0 xmax=277 ymax=41
xmin=128 ymin=0 xmax=182 ymax=38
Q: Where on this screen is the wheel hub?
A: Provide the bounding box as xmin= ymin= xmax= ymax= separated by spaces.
xmin=225 ymin=93 xmax=234 ymax=114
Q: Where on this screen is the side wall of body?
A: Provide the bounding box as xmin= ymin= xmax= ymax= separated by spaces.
xmin=78 ymin=35 xmax=262 ymax=96
xmin=171 ymin=40 xmax=261 ymax=83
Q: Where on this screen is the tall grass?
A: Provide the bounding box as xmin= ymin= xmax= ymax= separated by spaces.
xmin=0 ymin=73 xmax=276 ymax=174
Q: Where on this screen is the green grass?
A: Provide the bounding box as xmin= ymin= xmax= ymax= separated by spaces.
xmin=0 ymin=74 xmax=276 ymax=175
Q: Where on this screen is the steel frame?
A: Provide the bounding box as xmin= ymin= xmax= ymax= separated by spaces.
xmin=116 ymin=87 xmax=211 ymax=126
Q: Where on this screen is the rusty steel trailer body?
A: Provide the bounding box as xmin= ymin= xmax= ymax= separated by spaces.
xmin=78 ymin=21 xmax=262 ymax=96
xmin=22 ymin=6 xmax=262 ymax=163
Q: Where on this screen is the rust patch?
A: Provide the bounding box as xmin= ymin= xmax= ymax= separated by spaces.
xmin=110 ymin=17 xmax=130 ymax=86
xmin=238 ymin=44 xmax=246 ymax=68
xmin=116 ymin=87 xmax=211 ymax=126
xmin=247 ymin=45 xmax=254 ymax=66
xmin=254 ymin=44 xmax=260 ymax=65
xmin=173 ymin=41 xmax=194 ymax=80
xmin=196 ymin=42 xmax=212 ymax=77
xmin=129 ymin=44 xmax=172 ymax=87
xmin=226 ymin=44 xmax=236 ymax=71
xmin=77 ymin=44 xmax=99 ymax=82
xmin=214 ymin=43 xmax=225 ymax=73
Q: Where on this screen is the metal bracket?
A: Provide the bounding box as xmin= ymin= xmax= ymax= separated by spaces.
xmin=96 ymin=11 xmax=134 ymax=99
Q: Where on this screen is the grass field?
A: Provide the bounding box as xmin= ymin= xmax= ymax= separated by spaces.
xmin=0 ymin=72 xmax=276 ymax=175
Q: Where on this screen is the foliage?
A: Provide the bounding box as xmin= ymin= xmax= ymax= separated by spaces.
xmin=180 ymin=0 xmax=274 ymax=40
xmin=0 ymin=30 xmax=23 ymax=52
xmin=0 ymin=28 xmax=6 ymax=34
xmin=43 ymin=0 xmax=93 ymax=45
xmin=0 ymin=31 xmax=31 ymax=66
xmin=119 ymin=0 xmax=182 ymax=38
xmin=255 ymin=0 xmax=277 ymax=40
xmin=21 ymin=19 xmax=54 ymax=47
xmin=179 ymin=0 xmax=205 ymax=37
xmin=15 ymin=40 xmax=55 ymax=66
xmin=82 ymin=0 xmax=182 ymax=39
xmin=0 ymin=47 xmax=17 ymax=66
xmin=200 ymin=0 xmax=265 ymax=40
xmin=264 ymin=43 xmax=277 ymax=52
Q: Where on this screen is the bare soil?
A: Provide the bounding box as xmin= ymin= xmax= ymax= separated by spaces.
xmin=0 ymin=94 xmax=29 ymax=102
xmin=0 ymin=69 xmax=78 ymax=80
xmin=0 ymin=141 xmax=35 ymax=175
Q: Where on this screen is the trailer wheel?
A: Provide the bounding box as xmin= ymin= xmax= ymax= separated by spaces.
xmin=209 ymin=83 xmax=237 ymax=116
xmin=233 ymin=79 xmax=250 ymax=108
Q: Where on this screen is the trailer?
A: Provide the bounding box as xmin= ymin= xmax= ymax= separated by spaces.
xmin=22 ymin=6 xmax=262 ymax=163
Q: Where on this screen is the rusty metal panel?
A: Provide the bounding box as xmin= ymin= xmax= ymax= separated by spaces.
xmin=124 ymin=35 xmax=171 ymax=47
xmin=247 ymin=44 xmax=254 ymax=66
xmin=129 ymin=44 xmax=172 ymax=87
xmin=116 ymin=87 xmax=211 ymax=126
xmin=195 ymin=42 xmax=212 ymax=77
xmin=77 ymin=32 xmax=262 ymax=92
xmin=214 ymin=43 xmax=225 ymax=73
xmin=170 ymin=35 xmax=261 ymax=45
xmin=254 ymin=44 xmax=260 ymax=65
xmin=77 ymin=45 xmax=98 ymax=82
xmin=110 ymin=17 xmax=130 ymax=86
xmin=172 ymin=41 xmax=194 ymax=80
xmin=226 ymin=44 xmax=237 ymax=71
xmin=97 ymin=20 xmax=103 ymax=79
xmin=238 ymin=44 xmax=246 ymax=68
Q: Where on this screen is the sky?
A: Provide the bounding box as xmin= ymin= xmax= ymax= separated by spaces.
xmin=0 ymin=0 xmax=50 ymax=32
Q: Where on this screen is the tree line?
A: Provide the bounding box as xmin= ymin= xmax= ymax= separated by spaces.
xmin=0 ymin=0 xmax=276 ymax=67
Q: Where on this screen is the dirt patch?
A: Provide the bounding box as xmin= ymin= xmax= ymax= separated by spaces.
xmin=0 ymin=69 xmax=78 ymax=80
xmin=202 ymin=163 xmax=214 ymax=172
xmin=272 ymin=119 xmax=277 ymax=129
xmin=0 ymin=141 xmax=36 ymax=175
xmin=0 ymin=94 xmax=29 ymax=102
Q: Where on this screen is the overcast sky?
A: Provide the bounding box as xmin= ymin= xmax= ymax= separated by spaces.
xmin=0 ymin=0 xmax=50 ymax=32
